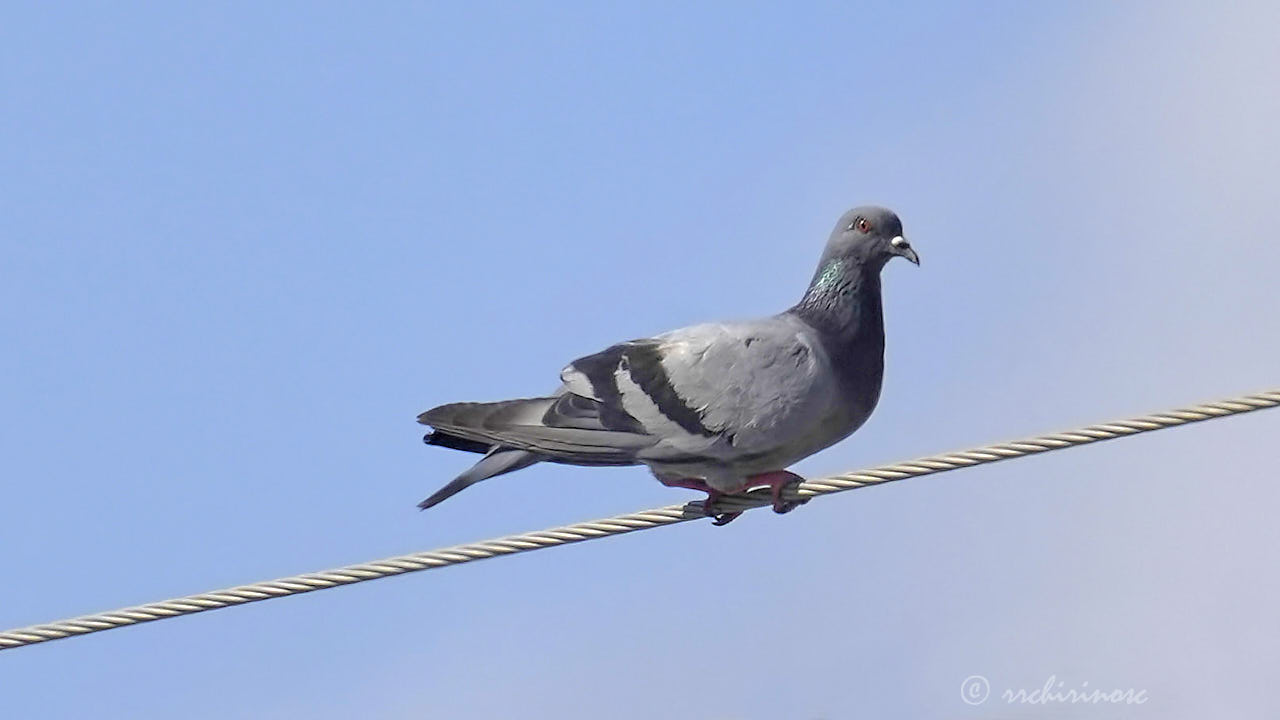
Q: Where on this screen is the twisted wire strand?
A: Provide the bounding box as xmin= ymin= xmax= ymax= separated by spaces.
xmin=2 ymin=389 xmax=1277 ymax=651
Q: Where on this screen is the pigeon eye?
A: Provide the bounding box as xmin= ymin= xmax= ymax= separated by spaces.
xmin=852 ymin=217 xmax=872 ymax=233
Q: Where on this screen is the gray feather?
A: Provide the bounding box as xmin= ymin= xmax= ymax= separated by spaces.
xmin=420 ymin=396 xmax=655 ymax=462
xmin=417 ymin=447 xmax=540 ymax=509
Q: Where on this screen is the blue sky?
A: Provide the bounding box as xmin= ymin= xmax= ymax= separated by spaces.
xmin=2 ymin=2 xmax=1278 ymax=717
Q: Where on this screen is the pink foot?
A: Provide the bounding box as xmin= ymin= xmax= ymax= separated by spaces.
xmin=657 ymin=476 xmax=742 ymax=526
xmin=744 ymin=470 xmax=809 ymax=514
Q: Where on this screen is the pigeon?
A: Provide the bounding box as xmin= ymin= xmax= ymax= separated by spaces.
xmin=418 ymin=206 xmax=919 ymax=524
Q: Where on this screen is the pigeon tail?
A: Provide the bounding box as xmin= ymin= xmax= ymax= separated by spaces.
xmin=423 ymin=430 xmax=491 ymax=454
xmin=418 ymin=447 xmax=541 ymax=509
xmin=418 ymin=397 xmax=653 ymax=463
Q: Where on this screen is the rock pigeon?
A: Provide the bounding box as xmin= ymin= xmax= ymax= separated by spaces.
xmin=418 ymin=206 xmax=919 ymax=524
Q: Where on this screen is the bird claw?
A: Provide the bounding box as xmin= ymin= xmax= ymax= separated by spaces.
xmin=659 ymin=476 xmax=742 ymax=526
xmin=744 ymin=471 xmax=809 ymax=515
xmin=711 ymin=510 xmax=743 ymax=526
xmin=771 ymin=479 xmax=810 ymax=514
xmin=702 ymin=490 xmax=743 ymax=526
xmin=772 ymin=496 xmax=808 ymax=514
xmin=663 ymin=474 xmax=803 ymax=525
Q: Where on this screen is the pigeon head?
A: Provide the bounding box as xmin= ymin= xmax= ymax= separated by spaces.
xmin=795 ymin=205 xmax=918 ymax=332
xmin=823 ymin=206 xmax=919 ymax=269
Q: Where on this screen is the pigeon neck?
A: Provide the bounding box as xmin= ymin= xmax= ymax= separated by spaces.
xmin=792 ymin=257 xmax=886 ymax=343
xmin=791 ymin=254 xmax=887 ymax=419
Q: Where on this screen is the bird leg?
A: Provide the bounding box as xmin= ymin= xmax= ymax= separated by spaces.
xmin=657 ymin=477 xmax=743 ymax=526
xmin=744 ymin=470 xmax=809 ymax=514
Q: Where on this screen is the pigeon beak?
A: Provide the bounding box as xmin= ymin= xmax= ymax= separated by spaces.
xmin=890 ymin=236 xmax=920 ymax=266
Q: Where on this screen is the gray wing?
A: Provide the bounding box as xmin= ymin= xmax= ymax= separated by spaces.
xmin=422 ymin=316 xmax=836 ymax=466
xmin=419 ymin=392 xmax=655 ymax=462
xmin=560 ymin=315 xmax=838 ymax=463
